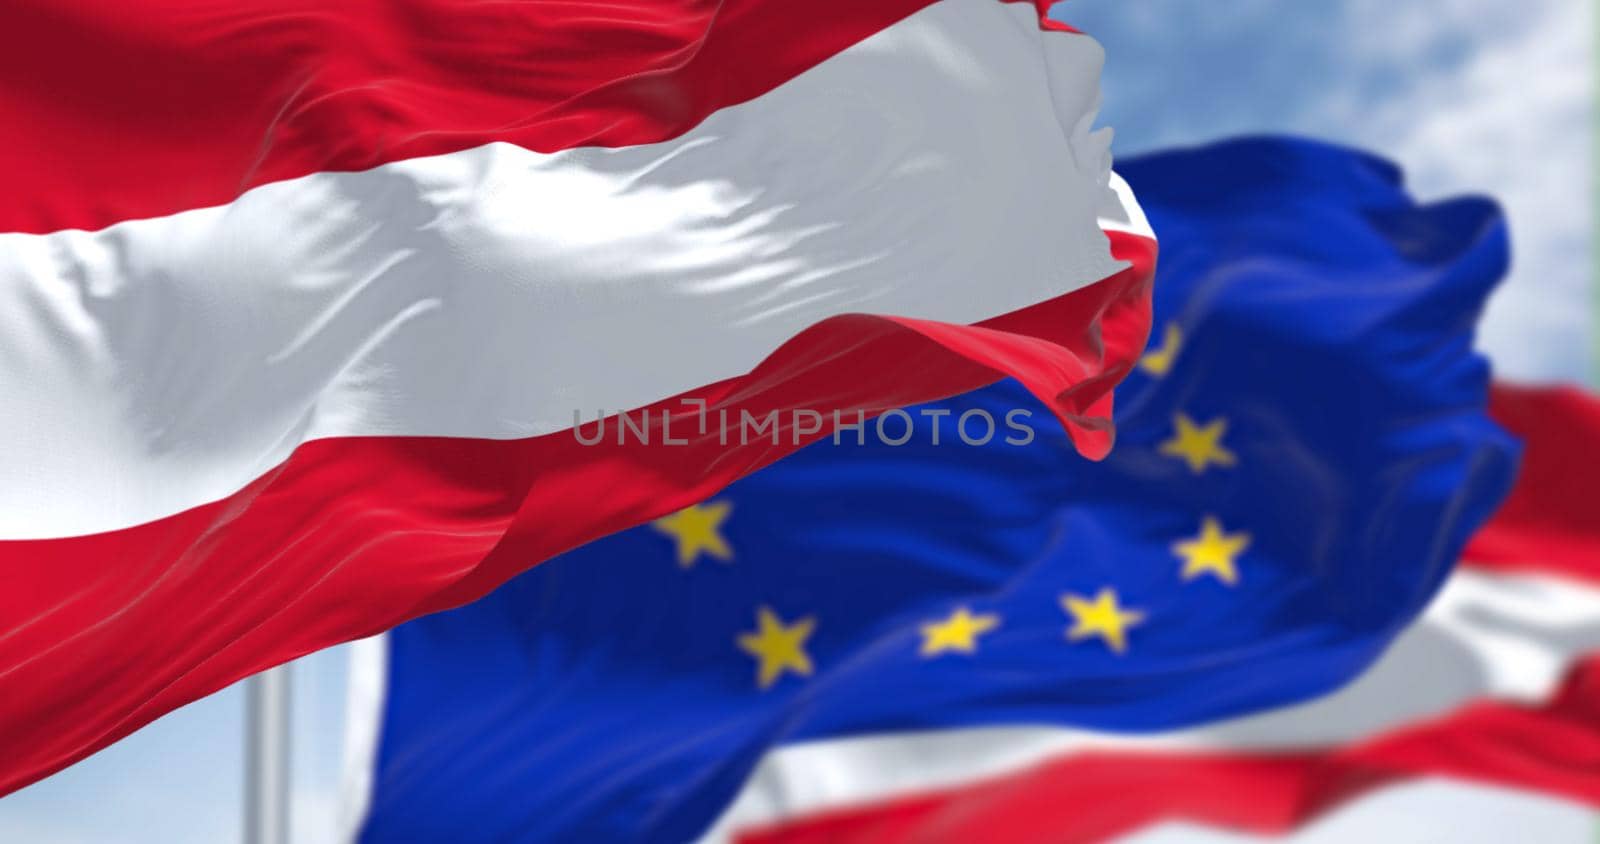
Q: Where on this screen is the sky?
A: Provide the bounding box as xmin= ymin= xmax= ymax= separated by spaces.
xmin=1 ymin=2 xmax=1593 ymax=842
xmin=1071 ymin=0 xmax=1594 ymax=384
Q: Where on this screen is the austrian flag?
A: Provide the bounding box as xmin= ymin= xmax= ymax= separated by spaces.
xmin=0 ymin=0 xmax=1153 ymax=793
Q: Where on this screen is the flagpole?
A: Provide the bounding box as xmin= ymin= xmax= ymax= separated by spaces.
xmin=244 ymin=666 xmax=292 ymax=844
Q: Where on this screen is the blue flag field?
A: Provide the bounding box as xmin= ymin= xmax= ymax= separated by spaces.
xmin=353 ymin=138 xmax=1520 ymax=842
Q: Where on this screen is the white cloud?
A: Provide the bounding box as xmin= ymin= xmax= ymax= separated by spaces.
xmin=1075 ymin=0 xmax=1594 ymax=382
xmin=292 ymin=785 xmax=343 ymax=844
xmin=1323 ymin=0 xmax=1594 ymax=383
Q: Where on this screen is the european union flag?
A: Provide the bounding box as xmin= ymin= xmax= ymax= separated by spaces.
xmin=353 ymin=138 xmax=1519 ymax=842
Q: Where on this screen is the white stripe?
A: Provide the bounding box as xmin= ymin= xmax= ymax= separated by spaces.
xmin=697 ymin=568 xmax=1600 ymax=841
xmin=0 ymin=0 xmax=1132 ymax=539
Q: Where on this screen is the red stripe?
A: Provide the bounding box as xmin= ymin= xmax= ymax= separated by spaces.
xmin=0 ymin=232 xmax=1151 ymax=796
xmin=739 ymin=654 xmax=1600 ymax=844
xmin=1466 ymin=384 xmax=1600 ymax=586
xmin=0 ymin=0 xmax=1075 ymax=234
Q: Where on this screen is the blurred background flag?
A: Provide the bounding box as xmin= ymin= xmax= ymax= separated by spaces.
xmin=728 ymin=383 xmax=1600 ymax=844
xmin=342 ymin=137 xmax=1529 ymax=842
xmin=1467 ymin=385 xmax=1600 ymax=578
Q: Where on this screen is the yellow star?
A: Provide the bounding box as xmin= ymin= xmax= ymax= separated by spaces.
xmin=919 ymin=607 xmax=1001 ymax=657
xmin=651 ymin=500 xmax=733 ymax=567
xmin=737 ymin=607 xmax=816 ymax=690
xmin=1139 ymin=322 xmax=1183 ymax=376
xmin=1158 ymin=413 xmax=1237 ymax=474
xmin=1060 ymin=588 xmax=1145 ymax=654
xmin=1172 ymin=516 xmax=1251 ymax=585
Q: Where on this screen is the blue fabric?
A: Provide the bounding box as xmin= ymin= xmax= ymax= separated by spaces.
xmin=358 ymin=138 xmax=1520 ymax=843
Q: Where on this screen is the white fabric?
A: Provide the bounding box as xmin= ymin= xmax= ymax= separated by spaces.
xmin=0 ymin=0 xmax=1136 ymax=539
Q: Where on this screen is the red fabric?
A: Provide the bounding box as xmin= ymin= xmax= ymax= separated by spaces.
xmin=741 ymin=653 xmax=1600 ymax=844
xmin=1467 ymin=384 xmax=1600 ymax=585
xmin=0 ymin=229 xmax=1151 ymax=796
xmin=0 ymin=0 xmax=1077 ymax=234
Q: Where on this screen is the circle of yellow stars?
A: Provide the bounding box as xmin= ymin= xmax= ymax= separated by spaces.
xmin=654 ymin=322 xmax=1256 ymax=689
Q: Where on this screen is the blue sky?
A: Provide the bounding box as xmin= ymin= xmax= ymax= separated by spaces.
xmin=1 ymin=2 xmax=1592 ymax=842
xmin=1072 ymin=0 xmax=1593 ymax=384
